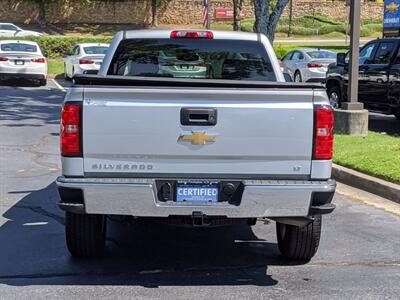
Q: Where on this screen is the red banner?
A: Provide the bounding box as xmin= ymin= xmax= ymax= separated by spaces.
xmin=215 ymin=8 xmax=246 ymax=20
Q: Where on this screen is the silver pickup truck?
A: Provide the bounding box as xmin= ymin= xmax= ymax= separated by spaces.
xmin=57 ymin=30 xmax=336 ymax=261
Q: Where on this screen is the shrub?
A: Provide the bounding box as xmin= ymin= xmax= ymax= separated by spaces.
xmin=3 ymin=36 xmax=112 ymax=58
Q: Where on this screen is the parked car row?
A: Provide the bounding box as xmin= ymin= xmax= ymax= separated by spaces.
xmin=281 ymin=40 xmax=400 ymax=120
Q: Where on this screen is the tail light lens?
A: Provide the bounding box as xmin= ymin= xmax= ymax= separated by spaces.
xmin=308 ymin=62 xmax=323 ymax=68
xmin=32 ymin=58 xmax=46 ymax=63
xmin=313 ymin=106 xmax=334 ymax=160
xmin=170 ymin=31 xmax=213 ymax=39
xmin=279 ymin=62 xmax=285 ymax=72
xmin=79 ymin=59 xmax=94 ymax=65
xmin=0 ymin=57 xmax=8 ymax=61
xmin=61 ymin=103 xmax=81 ymax=157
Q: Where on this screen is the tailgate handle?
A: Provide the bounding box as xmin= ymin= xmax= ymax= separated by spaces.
xmin=181 ymin=108 xmax=217 ymax=126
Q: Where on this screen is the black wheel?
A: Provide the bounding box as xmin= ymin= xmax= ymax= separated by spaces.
xmin=394 ymin=109 xmax=400 ymax=120
xmin=294 ymin=71 xmax=302 ymax=82
xmin=327 ymin=85 xmax=342 ymax=109
xmin=39 ymin=78 xmax=47 ymax=86
xmin=276 ymin=216 xmax=321 ymax=261
xmin=65 ymin=212 xmax=107 ymax=258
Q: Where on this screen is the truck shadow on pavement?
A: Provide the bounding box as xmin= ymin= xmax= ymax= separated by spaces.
xmin=0 ymin=182 xmax=311 ymax=287
xmin=0 ymin=85 xmax=63 ymax=126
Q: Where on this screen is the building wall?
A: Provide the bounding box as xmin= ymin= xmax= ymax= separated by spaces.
xmin=0 ymin=0 xmax=383 ymax=25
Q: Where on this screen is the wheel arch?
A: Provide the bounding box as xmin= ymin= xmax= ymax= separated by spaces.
xmin=326 ymin=78 xmax=344 ymax=100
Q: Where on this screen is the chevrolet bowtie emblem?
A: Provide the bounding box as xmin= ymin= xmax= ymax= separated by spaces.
xmin=179 ymin=132 xmax=216 ymax=145
xmin=387 ymin=2 xmax=399 ymax=13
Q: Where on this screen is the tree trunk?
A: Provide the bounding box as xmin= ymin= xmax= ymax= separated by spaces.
xmin=233 ymin=0 xmax=240 ymax=31
xmin=253 ymin=0 xmax=270 ymax=38
xmin=151 ymin=0 xmax=158 ymax=28
xmin=38 ymin=2 xmax=46 ymax=26
xmin=253 ymin=0 xmax=289 ymax=43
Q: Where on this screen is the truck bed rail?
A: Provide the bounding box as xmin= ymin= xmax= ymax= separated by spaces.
xmin=73 ymin=74 xmax=326 ymax=89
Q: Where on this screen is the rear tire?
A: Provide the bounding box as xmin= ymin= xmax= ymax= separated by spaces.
xmin=294 ymin=71 xmax=302 ymax=82
xmin=327 ymin=85 xmax=342 ymax=109
xmin=39 ymin=78 xmax=47 ymax=86
xmin=276 ymin=216 xmax=322 ymax=261
xmin=65 ymin=212 xmax=107 ymax=258
xmin=394 ymin=109 xmax=400 ymax=120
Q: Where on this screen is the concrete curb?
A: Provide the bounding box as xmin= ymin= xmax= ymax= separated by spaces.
xmin=332 ymin=164 xmax=400 ymax=204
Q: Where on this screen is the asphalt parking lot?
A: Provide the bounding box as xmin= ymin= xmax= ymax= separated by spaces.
xmin=0 ymin=82 xmax=399 ymax=299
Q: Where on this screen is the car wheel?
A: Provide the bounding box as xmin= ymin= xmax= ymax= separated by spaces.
xmin=327 ymin=85 xmax=342 ymax=109
xmin=294 ymin=71 xmax=302 ymax=82
xmin=39 ymin=78 xmax=47 ymax=86
xmin=64 ymin=64 xmax=69 ymax=80
xmin=65 ymin=212 xmax=107 ymax=257
xmin=394 ymin=109 xmax=400 ymax=120
xmin=276 ymin=216 xmax=321 ymax=261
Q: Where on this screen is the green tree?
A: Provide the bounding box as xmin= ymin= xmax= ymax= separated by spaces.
xmin=253 ymin=0 xmax=289 ymax=42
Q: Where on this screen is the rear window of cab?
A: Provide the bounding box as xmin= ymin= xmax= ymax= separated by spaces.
xmin=108 ymin=38 xmax=276 ymax=81
xmin=0 ymin=43 xmax=38 ymax=52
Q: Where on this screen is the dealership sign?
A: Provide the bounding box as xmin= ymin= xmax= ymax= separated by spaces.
xmin=215 ymin=8 xmax=246 ymax=20
xmin=384 ymin=0 xmax=400 ymax=28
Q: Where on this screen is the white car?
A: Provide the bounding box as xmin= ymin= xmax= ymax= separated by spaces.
xmin=0 ymin=40 xmax=48 ymax=86
xmin=63 ymin=43 xmax=110 ymax=79
xmin=281 ymin=48 xmax=337 ymax=83
xmin=0 ymin=23 xmax=43 ymax=37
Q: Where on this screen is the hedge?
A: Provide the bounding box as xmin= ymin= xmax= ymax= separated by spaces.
xmin=2 ymin=36 xmax=112 ymax=58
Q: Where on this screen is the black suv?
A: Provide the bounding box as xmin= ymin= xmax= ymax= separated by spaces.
xmin=326 ymin=38 xmax=400 ymax=120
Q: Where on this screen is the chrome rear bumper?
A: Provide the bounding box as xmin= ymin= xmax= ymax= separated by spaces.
xmin=56 ymin=177 xmax=336 ymax=218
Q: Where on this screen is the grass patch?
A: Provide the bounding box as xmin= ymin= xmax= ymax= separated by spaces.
xmin=334 ymin=132 xmax=400 ymax=184
xmin=241 ymin=15 xmax=382 ymax=38
xmin=48 ymin=58 xmax=64 ymax=76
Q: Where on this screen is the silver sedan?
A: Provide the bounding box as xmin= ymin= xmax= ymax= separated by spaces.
xmin=281 ymin=48 xmax=336 ymax=83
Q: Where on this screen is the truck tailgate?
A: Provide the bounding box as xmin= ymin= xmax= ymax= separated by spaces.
xmin=82 ymin=87 xmax=315 ymax=178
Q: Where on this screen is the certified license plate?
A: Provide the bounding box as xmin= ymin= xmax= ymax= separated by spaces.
xmin=15 ymin=60 xmax=24 ymax=65
xmin=176 ymin=183 xmax=219 ymax=202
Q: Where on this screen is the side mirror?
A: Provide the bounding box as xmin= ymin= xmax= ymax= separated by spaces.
xmin=283 ymin=73 xmax=292 ymax=82
xmin=337 ymin=53 xmax=346 ymax=66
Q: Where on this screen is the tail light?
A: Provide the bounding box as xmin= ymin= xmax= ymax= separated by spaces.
xmin=279 ymin=62 xmax=285 ymax=72
xmin=308 ymin=62 xmax=323 ymax=68
xmin=79 ymin=59 xmax=94 ymax=65
xmin=61 ymin=103 xmax=81 ymax=157
xmin=0 ymin=57 xmax=8 ymax=61
xmin=31 ymin=58 xmax=46 ymax=63
xmin=170 ymin=31 xmax=213 ymax=39
xmin=313 ymin=106 xmax=334 ymax=160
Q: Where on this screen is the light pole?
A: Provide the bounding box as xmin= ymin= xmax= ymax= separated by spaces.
xmin=343 ymin=0 xmax=363 ymax=110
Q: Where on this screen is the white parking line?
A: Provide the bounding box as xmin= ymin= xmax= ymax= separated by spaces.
xmin=51 ymin=78 xmax=66 ymax=92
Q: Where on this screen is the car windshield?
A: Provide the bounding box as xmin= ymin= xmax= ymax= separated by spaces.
xmin=306 ymin=51 xmax=336 ymax=59
xmin=83 ymin=46 xmax=109 ymax=55
xmin=0 ymin=24 xmax=18 ymax=31
xmin=0 ymin=43 xmax=37 ymax=52
xmin=108 ymin=38 xmax=276 ymax=81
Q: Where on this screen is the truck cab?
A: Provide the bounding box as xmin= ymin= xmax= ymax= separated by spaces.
xmin=326 ymin=38 xmax=400 ymax=120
